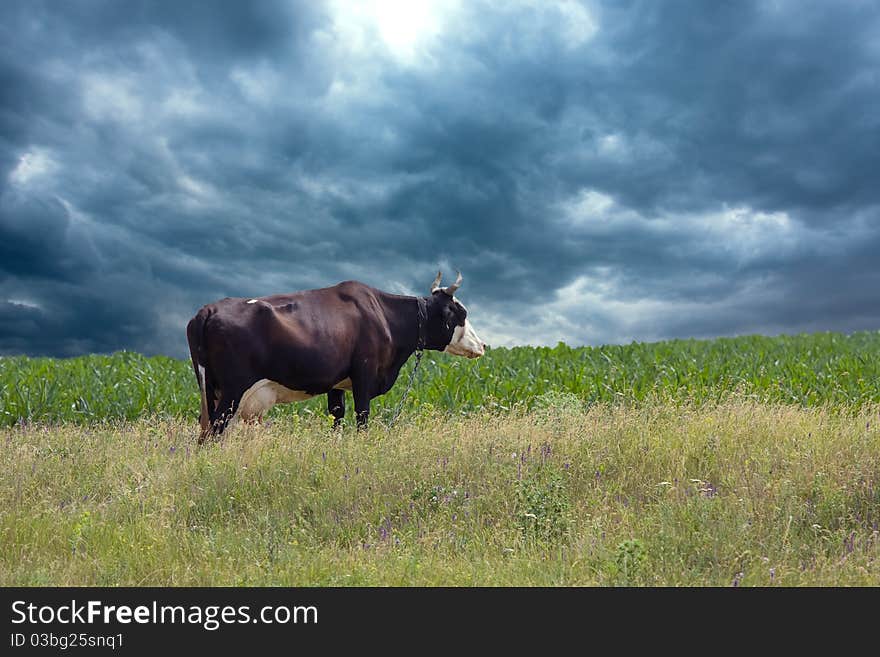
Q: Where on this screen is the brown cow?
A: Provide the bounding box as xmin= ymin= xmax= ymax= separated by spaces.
xmin=186 ymin=272 xmax=485 ymax=440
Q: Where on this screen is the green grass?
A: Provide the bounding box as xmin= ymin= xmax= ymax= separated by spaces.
xmin=2 ymin=330 xmax=880 ymax=426
xmin=1 ymin=401 xmax=878 ymax=585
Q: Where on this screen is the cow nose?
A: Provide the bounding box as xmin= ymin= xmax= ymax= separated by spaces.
xmin=482 ymin=342 xmax=489 ymax=350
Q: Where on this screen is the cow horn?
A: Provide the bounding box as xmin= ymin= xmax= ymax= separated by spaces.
xmin=431 ymin=271 xmax=443 ymax=293
xmin=444 ymin=271 xmax=462 ymax=296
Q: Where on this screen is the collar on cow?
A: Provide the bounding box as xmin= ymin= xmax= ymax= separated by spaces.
xmin=416 ymin=296 xmax=427 ymax=351
xmin=389 ymin=297 xmax=427 ymax=427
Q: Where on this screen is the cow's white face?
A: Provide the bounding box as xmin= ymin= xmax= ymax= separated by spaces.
xmin=440 ymin=298 xmax=485 ymax=358
xmin=429 ymin=272 xmax=485 ymax=359
xmin=444 ymin=318 xmax=485 ymax=358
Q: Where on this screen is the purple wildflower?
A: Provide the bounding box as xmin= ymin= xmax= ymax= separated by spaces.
xmin=378 ymin=518 xmax=391 ymax=542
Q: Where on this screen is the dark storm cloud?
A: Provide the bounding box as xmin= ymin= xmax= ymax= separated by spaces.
xmin=1 ymin=0 xmax=879 ymax=357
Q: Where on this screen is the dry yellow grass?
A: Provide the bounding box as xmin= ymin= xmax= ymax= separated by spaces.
xmin=1 ymin=399 xmax=878 ymax=585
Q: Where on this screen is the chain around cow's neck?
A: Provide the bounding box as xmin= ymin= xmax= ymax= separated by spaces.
xmin=389 ymin=296 xmax=427 ymax=427
xmin=416 ymin=296 xmax=427 ymax=350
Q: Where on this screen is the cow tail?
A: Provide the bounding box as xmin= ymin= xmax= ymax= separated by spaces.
xmin=186 ymin=306 xmax=214 ymax=434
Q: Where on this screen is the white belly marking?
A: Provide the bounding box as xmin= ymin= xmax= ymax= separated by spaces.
xmin=238 ymin=378 xmax=314 ymax=419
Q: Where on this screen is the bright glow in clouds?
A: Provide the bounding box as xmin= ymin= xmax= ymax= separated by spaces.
xmin=329 ymin=0 xmax=459 ymax=62
xmin=370 ymin=1 xmax=443 ymax=55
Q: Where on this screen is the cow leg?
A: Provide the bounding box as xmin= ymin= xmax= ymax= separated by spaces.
xmin=328 ymin=389 xmax=345 ymax=429
xmin=352 ymin=384 xmax=371 ymax=431
xmin=202 ymin=388 xmax=244 ymax=442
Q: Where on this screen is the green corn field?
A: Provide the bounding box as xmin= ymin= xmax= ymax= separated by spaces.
xmin=2 ymin=331 xmax=879 ymax=427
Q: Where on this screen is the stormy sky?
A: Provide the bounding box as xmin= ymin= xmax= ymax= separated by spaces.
xmin=1 ymin=0 xmax=879 ymax=358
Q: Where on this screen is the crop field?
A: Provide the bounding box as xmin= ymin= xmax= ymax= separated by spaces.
xmin=3 ymin=331 xmax=880 ymax=427
xmin=1 ymin=331 xmax=879 ymax=586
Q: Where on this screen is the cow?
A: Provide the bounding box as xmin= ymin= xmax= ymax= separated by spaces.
xmin=186 ymin=271 xmax=485 ymax=441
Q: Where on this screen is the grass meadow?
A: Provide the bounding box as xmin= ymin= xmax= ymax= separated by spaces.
xmin=1 ymin=331 xmax=879 ymax=586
